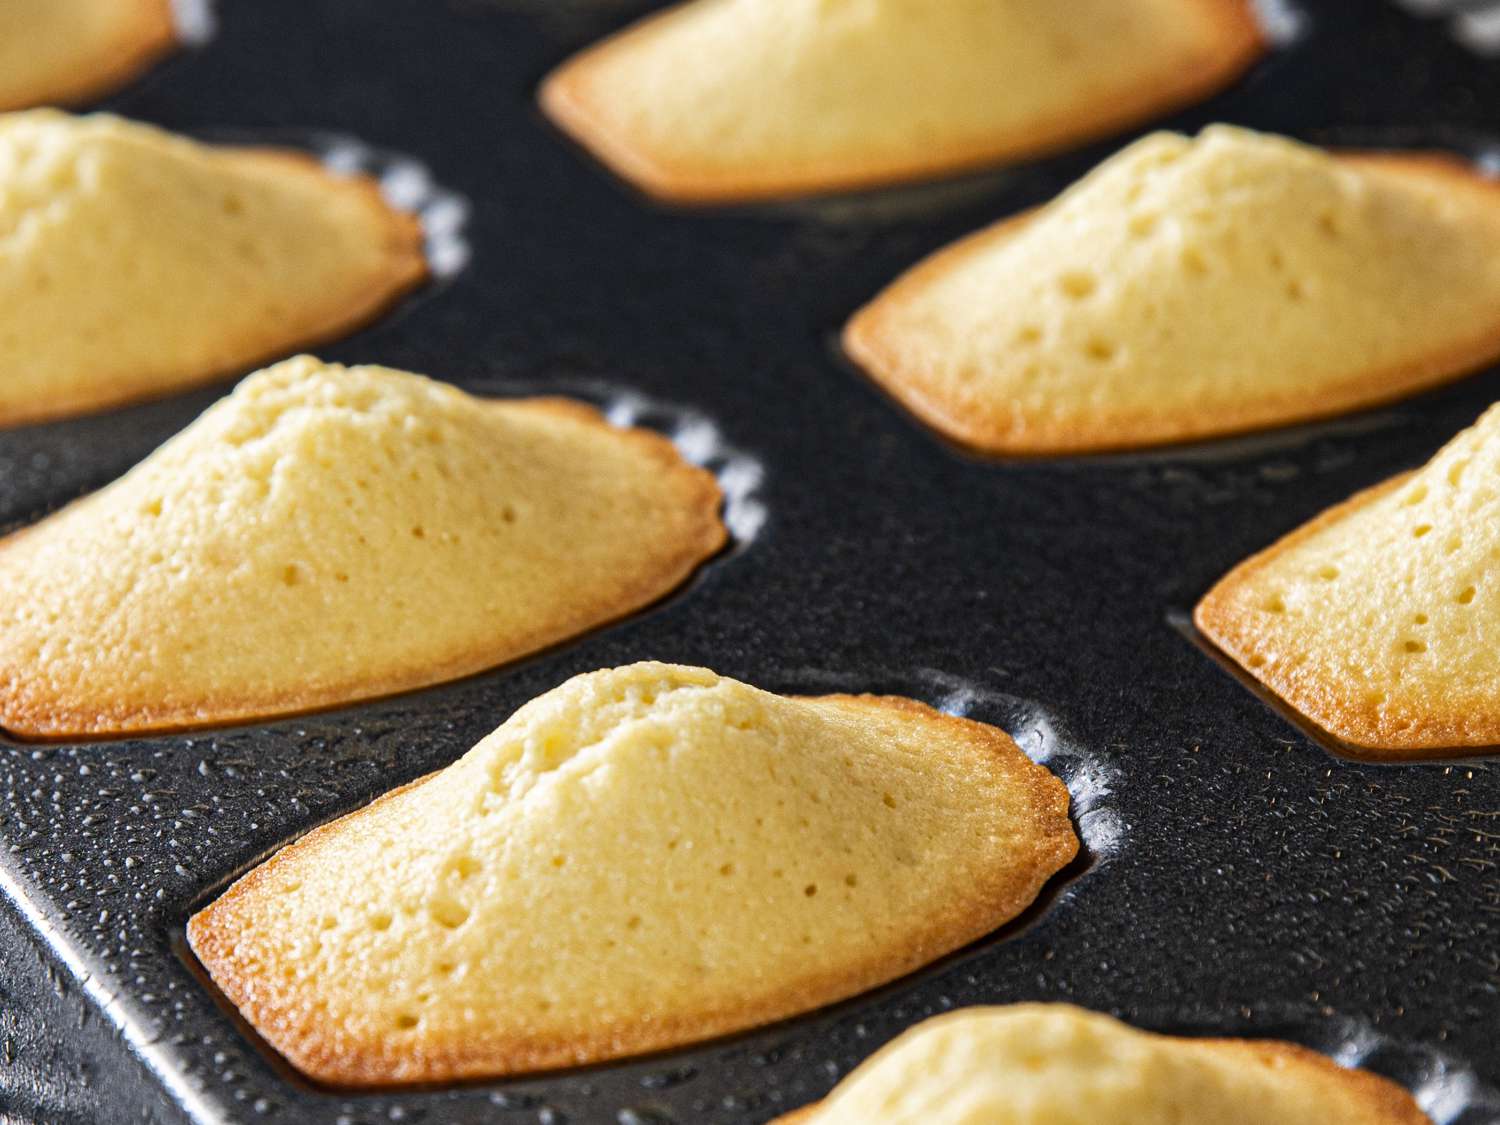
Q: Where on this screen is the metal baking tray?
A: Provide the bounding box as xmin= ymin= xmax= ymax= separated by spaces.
xmin=4 ymin=1 xmax=1500 ymax=1122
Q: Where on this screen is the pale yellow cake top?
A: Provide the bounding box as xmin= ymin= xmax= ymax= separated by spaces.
xmin=846 ymin=125 xmax=1500 ymax=453
xmin=0 ymin=0 xmax=175 ymax=111
xmin=0 ymin=360 xmax=726 ymax=737
xmin=188 ymin=663 xmax=1078 ymax=1086
xmin=0 ymin=111 xmax=425 ymax=425
xmin=778 ymin=1005 xmax=1427 ymax=1124
xmin=1196 ymin=402 xmax=1500 ymax=755
xmin=540 ymin=0 xmax=1262 ymax=202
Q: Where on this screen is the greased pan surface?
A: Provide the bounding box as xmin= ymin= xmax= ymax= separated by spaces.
xmin=3 ymin=2 xmax=1500 ymax=1122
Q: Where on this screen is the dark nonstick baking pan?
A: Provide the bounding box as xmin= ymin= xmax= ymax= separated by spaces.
xmin=5 ymin=1 xmax=1500 ymax=1122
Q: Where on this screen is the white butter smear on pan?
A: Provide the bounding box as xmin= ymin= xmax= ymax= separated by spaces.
xmin=317 ymin=135 xmax=473 ymax=280
xmin=169 ymin=0 xmax=215 ymax=45
xmin=1392 ymin=0 xmax=1500 ymax=56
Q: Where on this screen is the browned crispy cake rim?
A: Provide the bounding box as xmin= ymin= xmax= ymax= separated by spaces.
xmin=537 ymin=0 xmax=1264 ymax=205
xmin=186 ymin=693 xmax=1078 ymax=1087
xmin=844 ymin=152 xmax=1500 ymax=456
xmin=770 ymin=1027 xmax=1431 ymax=1123
xmin=1191 ymin=469 xmax=1500 ymax=756
xmin=0 ymin=0 xmax=179 ymax=113
xmin=0 ymin=144 xmax=429 ymax=429
xmin=0 ymin=397 xmax=727 ymax=739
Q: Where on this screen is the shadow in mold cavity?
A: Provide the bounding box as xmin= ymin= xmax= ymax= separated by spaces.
xmin=1169 ymin=608 xmax=1500 ymax=766
xmin=464 ymin=0 xmax=656 ymax=15
xmin=1142 ymin=1003 xmax=1500 ymax=1125
xmin=1304 ymin=123 xmax=1500 ymax=176
xmin=1038 ymin=408 xmax=1408 ymax=469
xmin=490 ymin=0 xmax=1306 ymax=45
xmin=754 ymin=164 xmax=1028 ymax=227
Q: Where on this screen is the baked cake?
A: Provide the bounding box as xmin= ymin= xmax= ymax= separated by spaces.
xmin=846 ymin=126 xmax=1500 ymax=453
xmin=0 ymin=359 xmax=726 ymax=737
xmin=540 ymin=0 xmax=1262 ymax=203
xmin=0 ymin=110 xmax=425 ymax=424
xmin=1197 ymin=402 xmax=1500 ymax=756
xmin=188 ymin=663 xmax=1078 ymax=1084
xmin=776 ymin=1004 xmax=1428 ymax=1124
xmin=0 ymin=0 xmax=176 ymax=111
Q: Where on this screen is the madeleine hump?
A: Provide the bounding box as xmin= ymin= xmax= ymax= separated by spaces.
xmin=0 ymin=359 xmax=726 ymax=737
xmin=846 ymin=125 xmax=1500 ymax=454
xmin=540 ymin=0 xmax=1262 ymax=203
xmin=189 ymin=663 xmax=1078 ymax=1085
xmin=774 ymin=1004 xmax=1428 ymax=1124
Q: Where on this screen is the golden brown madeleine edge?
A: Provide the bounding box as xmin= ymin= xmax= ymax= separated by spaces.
xmin=535 ymin=0 xmax=1266 ymax=205
xmin=1189 ymin=470 xmax=1500 ymax=756
xmin=0 ymin=143 xmax=428 ymax=429
xmin=843 ymin=152 xmax=1500 ymax=455
xmin=767 ymin=1034 xmax=1431 ymax=1124
xmin=186 ymin=693 xmax=1075 ymax=1086
xmin=0 ymin=0 xmax=179 ymax=113
xmin=0 ymin=398 xmax=725 ymax=740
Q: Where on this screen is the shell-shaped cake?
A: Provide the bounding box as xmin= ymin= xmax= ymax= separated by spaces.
xmin=775 ymin=1005 xmax=1428 ymax=1124
xmin=188 ymin=663 xmax=1078 ymax=1085
xmin=0 ymin=359 xmax=726 ymax=738
xmin=540 ymin=0 xmax=1263 ymax=203
xmin=0 ymin=111 xmax=426 ymax=425
xmin=0 ymin=0 xmax=176 ymax=111
xmin=1197 ymin=402 xmax=1500 ymax=757
xmin=846 ymin=126 xmax=1500 ymax=454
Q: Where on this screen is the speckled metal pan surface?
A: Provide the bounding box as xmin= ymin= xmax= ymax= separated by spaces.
xmin=4 ymin=2 xmax=1500 ymax=1122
